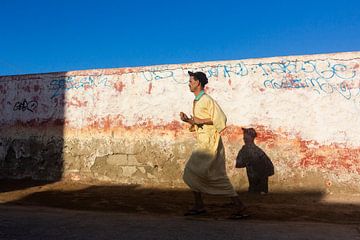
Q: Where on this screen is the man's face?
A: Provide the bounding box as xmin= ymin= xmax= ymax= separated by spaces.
xmin=188 ymin=76 xmax=200 ymax=92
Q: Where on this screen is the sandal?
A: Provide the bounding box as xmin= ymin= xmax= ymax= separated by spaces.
xmin=184 ymin=208 xmax=207 ymax=216
xmin=228 ymin=212 xmax=250 ymax=219
xmin=228 ymin=206 xmax=250 ymax=219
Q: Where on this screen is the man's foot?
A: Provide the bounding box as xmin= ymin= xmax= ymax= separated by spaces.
xmin=221 ymin=202 xmax=235 ymax=207
xmin=184 ymin=208 xmax=207 ymax=216
xmin=229 ymin=206 xmax=250 ymax=219
xmin=228 ymin=212 xmax=250 ymax=220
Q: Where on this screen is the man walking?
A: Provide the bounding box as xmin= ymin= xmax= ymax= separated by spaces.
xmin=180 ymin=71 xmax=247 ymax=218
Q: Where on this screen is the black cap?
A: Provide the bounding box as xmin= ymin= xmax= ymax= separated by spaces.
xmin=242 ymin=128 xmax=257 ymax=138
xmin=188 ymin=71 xmax=208 ymax=86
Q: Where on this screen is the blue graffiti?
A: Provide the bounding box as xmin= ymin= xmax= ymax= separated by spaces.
xmin=257 ymin=60 xmax=356 ymax=80
xmin=223 ymin=62 xmax=248 ymax=78
xmin=140 ymin=62 xmax=249 ymax=84
xmin=263 ymin=78 xmax=308 ymax=89
xmin=261 ymin=59 xmax=359 ymax=101
xmin=315 ymin=63 xmax=356 ymax=80
xmin=264 ymin=77 xmax=356 ymax=100
xmin=141 ymin=70 xmax=176 ymax=82
xmin=49 ymin=76 xmax=109 ymax=99
xmin=45 ymin=59 xmax=357 ymax=103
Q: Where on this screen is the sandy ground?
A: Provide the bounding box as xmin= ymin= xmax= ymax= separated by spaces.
xmin=1 ymin=205 xmax=359 ymax=240
xmin=0 ymin=180 xmax=359 ymax=225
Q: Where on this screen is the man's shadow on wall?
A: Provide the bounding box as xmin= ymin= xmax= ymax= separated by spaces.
xmin=235 ymin=128 xmax=274 ymax=195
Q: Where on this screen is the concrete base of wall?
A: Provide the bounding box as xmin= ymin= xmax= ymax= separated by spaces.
xmin=1 ymin=125 xmax=358 ymax=194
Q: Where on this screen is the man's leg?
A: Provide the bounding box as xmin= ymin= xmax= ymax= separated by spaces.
xmin=193 ymin=191 xmax=205 ymax=210
xmin=229 ymin=196 xmax=249 ymax=219
xmin=230 ymin=196 xmax=246 ymax=212
xmin=184 ymin=191 xmax=206 ymax=216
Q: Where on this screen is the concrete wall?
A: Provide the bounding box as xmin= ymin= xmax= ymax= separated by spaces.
xmin=1 ymin=51 xmax=360 ymax=193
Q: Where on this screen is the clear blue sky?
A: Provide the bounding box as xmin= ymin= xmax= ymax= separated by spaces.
xmin=1 ymin=0 xmax=359 ymax=76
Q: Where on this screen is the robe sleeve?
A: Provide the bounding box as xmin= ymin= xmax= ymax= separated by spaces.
xmin=209 ymin=97 xmax=227 ymax=133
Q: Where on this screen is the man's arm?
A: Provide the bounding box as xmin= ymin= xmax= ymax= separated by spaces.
xmin=192 ymin=116 xmax=213 ymax=125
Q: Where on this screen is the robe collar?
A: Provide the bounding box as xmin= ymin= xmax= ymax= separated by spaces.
xmin=194 ymin=90 xmax=205 ymax=101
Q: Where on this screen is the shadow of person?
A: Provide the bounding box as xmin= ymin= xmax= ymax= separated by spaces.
xmin=235 ymin=128 xmax=274 ymax=194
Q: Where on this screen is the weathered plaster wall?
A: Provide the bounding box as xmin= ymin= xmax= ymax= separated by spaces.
xmin=1 ymin=51 xmax=360 ymax=193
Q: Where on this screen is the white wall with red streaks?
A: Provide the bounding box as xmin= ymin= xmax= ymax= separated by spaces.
xmin=1 ymin=51 xmax=360 ymax=192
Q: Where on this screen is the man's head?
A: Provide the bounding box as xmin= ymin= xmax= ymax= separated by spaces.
xmin=242 ymin=128 xmax=257 ymax=145
xmin=188 ymin=71 xmax=208 ymax=92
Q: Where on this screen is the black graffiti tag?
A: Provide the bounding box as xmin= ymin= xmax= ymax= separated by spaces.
xmin=13 ymin=99 xmax=38 ymax=112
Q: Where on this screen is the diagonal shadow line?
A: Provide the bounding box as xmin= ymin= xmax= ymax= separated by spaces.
xmin=1 ymin=182 xmax=359 ymax=225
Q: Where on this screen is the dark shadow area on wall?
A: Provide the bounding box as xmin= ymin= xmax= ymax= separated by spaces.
xmin=0 ymin=72 xmax=66 ymax=192
xmin=2 ymin=183 xmax=359 ymax=224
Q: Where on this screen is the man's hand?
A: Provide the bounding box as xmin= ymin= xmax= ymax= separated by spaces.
xmin=180 ymin=113 xmax=209 ymax=127
xmin=180 ymin=112 xmax=190 ymax=122
xmin=180 ymin=112 xmax=197 ymax=126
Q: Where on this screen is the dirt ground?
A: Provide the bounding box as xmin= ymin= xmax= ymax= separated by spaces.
xmin=0 ymin=179 xmax=359 ymax=225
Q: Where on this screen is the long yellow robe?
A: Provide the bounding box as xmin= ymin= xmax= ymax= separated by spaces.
xmin=183 ymin=94 xmax=238 ymax=197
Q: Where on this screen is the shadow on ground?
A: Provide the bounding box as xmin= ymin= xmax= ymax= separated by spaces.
xmin=0 ymin=179 xmax=57 ymax=193
xmin=0 ymin=180 xmax=359 ymax=224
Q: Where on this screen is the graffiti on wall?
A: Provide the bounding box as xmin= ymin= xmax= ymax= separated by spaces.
xmin=13 ymin=99 xmax=38 ymax=113
xmin=261 ymin=60 xmax=359 ymax=100
xmin=36 ymin=59 xmax=359 ymax=104
xmin=48 ymin=76 xmax=110 ymax=99
xmin=0 ymin=55 xmax=359 ymax=125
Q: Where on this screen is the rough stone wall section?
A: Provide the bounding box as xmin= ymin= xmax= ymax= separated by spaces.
xmin=1 ymin=51 xmax=360 ymax=193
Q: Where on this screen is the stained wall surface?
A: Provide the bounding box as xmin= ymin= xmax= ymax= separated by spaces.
xmin=1 ymin=51 xmax=359 ymax=193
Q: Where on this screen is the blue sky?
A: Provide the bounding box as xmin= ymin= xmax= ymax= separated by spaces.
xmin=0 ymin=0 xmax=359 ymax=75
